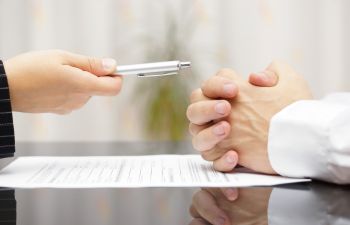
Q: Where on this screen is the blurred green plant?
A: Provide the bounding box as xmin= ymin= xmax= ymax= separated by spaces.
xmin=135 ymin=4 xmax=199 ymax=141
xmin=137 ymin=75 xmax=191 ymax=140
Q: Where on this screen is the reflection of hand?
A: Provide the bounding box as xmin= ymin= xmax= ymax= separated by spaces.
xmin=4 ymin=50 xmax=122 ymax=114
xmin=189 ymin=188 xmax=272 ymax=225
xmin=187 ymin=61 xmax=312 ymax=174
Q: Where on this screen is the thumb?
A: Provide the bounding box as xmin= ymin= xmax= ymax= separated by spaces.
xmin=64 ymin=52 xmax=117 ymax=76
xmin=248 ymin=69 xmax=279 ymax=87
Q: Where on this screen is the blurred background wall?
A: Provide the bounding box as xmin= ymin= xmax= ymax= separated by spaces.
xmin=0 ymin=0 xmax=349 ymax=142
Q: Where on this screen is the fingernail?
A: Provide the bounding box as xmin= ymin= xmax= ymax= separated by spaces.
xmin=257 ymin=71 xmax=273 ymax=83
xmin=213 ymin=124 xmax=225 ymax=136
xmin=256 ymin=71 xmax=268 ymax=80
xmin=226 ymin=154 xmax=235 ymax=164
xmin=223 ymin=83 xmax=235 ymax=94
xmin=102 ymin=58 xmax=116 ymax=71
xmin=214 ymin=217 xmax=226 ymax=225
xmin=215 ymin=102 xmax=227 ymax=115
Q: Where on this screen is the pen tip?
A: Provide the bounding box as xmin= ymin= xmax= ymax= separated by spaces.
xmin=180 ymin=62 xmax=191 ymax=69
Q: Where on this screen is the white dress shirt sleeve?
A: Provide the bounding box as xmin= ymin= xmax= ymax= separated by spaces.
xmin=268 ymin=93 xmax=350 ymax=184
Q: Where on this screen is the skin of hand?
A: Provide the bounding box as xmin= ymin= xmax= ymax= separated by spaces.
xmin=187 ymin=61 xmax=313 ymax=174
xmin=189 ymin=188 xmax=272 ymax=225
xmin=3 ymin=50 xmax=122 ymax=114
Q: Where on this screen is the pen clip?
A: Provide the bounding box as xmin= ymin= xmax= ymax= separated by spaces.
xmin=137 ymin=71 xmax=178 ymax=77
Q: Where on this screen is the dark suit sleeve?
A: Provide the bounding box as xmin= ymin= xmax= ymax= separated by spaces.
xmin=0 ymin=60 xmax=15 ymax=158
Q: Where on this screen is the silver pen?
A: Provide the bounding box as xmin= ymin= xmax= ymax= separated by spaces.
xmin=114 ymin=61 xmax=191 ymax=77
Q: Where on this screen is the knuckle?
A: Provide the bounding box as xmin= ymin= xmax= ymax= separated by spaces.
xmin=186 ymin=103 xmax=209 ymax=125
xmin=74 ymin=81 xmax=91 ymax=95
xmin=192 ymin=138 xmax=201 ymax=151
xmin=188 ymin=123 xmax=197 ymax=136
xmin=201 ymin=76 xmax=221 ymax=91
xmin=202 ymin=146 xmax=227 ymax=161
xmin=87 ymin=57 xmax=99 ymax=72
xmin=201 ymin=150 xmax=216 ymax=161
xmin=216 ymin=138 xmax=227 ymax=149
xmin=200 ymin=79 xmax=209 ymax=91
xmin=186 ymin=106 xmax=192 ymax=120
xmin=186 ymin=104 xmax=196 ymax=122
xmin=52 ymin=49 xmax=65 ymax=55
xmin=190 ymin=88 xmax=202 ymax=102
xmin=52 ymin=49 xmax=69 ymax=62
xmin=192 ymin=136 xmax=209 ymax=152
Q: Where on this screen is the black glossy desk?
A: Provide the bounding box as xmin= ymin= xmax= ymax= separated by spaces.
xmin=0 ymin=142 xmax=349 ymax=225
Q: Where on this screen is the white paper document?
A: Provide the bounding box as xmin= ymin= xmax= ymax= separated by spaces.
xmin=0 ymin=155 xmax=310 ymax=188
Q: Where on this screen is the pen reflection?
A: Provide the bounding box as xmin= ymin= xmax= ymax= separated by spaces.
xmin=189 ymin=183 xmax=350 ymax=225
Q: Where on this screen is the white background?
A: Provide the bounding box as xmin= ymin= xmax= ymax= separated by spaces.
xmin=0 ymin=0 xmax=349 ymax=141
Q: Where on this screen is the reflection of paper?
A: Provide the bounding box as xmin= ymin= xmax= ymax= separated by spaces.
xmin=0 ymin=155 xmax=310 ymax=188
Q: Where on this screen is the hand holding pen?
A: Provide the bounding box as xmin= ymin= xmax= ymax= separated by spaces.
xmin=3 ymin=49 xmax=191 ymax=115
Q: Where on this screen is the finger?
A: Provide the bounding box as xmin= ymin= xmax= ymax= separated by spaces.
xmin=249 ymin=70 xmax=278 ymax=87
xmin=90 ymin=75 xmax=123 ymax=96
xmin=190 ymin=88 xmax=210 ymax=103
xmin=265 ymin=60 xmax=297 ymax=85
xmin=64 ymin=52 xmax=117 ymax=76
xmin=187 ymin=100 xmax=231 ymax=125
xmin=64 ymin=66 xmax=123 ymax=96
xmin=220 ymin=188 xmax=239 ymax=202
xmin=189 ymin=123 xmax=211 ymax=136
xmin=201 ymin=147 xmax=225 ymax=162
xmin=192 ymin=121 xmax=230 ymax=152
xmin=201 ymin=76 xmax=238 ymax=99
xmin=192 ymin=190 xmax=230 ymax=225
xmin=213 ymin=151 xmax=238 ymax=172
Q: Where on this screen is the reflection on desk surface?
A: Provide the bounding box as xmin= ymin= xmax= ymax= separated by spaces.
xmin=189 ymin=183 xmax=350 ymax=225
xmin=0 ymin=183 xmax=348 ymax=225
xmin=0 ymin=143 xmax=349 ymax=225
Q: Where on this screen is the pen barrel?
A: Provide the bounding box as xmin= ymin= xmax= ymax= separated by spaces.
xmin=116 ymin=61 xmax=180 ymax=76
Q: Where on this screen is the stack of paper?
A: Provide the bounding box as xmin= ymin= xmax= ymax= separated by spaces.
xmin=0 ymin=155 xmax=310 ymax=188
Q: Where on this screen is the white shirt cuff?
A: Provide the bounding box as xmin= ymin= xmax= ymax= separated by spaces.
xmin=268 ymin=100 xmax=350 ymax=183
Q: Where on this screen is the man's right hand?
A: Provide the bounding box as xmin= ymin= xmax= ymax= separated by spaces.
xmin=4 ymin=50 xmax=122 ymax=114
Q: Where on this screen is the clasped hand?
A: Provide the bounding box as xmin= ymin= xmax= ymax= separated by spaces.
xmin=187 ymin=61 xmax=312 ymax=174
